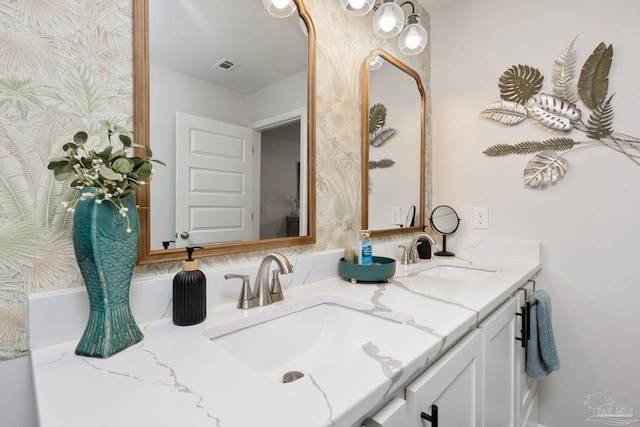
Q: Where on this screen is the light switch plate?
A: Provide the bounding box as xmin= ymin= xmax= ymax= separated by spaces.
xmin=391 ymin=207 xmax=403 ymax=225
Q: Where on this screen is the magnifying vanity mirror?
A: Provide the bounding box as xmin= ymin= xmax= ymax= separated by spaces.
xmin=133 ymin=0 xmax=316 ymax=264
xmin=430 ymin=205 xmax=460 ymax=257
xmin=361 ymin=50 xmax=425 ymax=237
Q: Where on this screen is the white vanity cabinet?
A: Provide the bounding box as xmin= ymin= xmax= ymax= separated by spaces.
xmin=405 ymin=329 xmax=485 ymax=427
xmin=480 ymin=286 xmax=537 ymax=427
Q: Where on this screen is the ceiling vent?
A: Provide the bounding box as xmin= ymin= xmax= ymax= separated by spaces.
xmin=211 ymin=58 xmax=239 ymax=73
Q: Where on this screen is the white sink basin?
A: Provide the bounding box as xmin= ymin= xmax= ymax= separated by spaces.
xmin=418 ymin=265 xmax=497 ymax=281
xmin=206 ymin=302 xmax=405 ymax=382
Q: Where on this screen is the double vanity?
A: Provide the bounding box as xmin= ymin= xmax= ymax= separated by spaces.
xmin=29 ymin=238 xmax=541 ymax=426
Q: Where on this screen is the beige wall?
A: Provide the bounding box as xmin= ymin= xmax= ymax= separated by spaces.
xmin=0 ymin=0 xmax=431 ymax=360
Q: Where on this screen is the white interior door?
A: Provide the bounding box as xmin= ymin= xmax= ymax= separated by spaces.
xmin=176 ymin=112 xmax=257 ymax=248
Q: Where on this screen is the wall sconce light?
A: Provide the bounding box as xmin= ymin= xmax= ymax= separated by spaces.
xmin=263 ymin=0 xmax=297 ymax=18
xmin=372 ymin=0 xmax=405 ymax=38
xmin=342 ymin=0 xmax=428 ymax=56
xmin=397 ymin=12 xmax=428 ymax=55
xmin=369 ymin=55 xmax=384 ymax=70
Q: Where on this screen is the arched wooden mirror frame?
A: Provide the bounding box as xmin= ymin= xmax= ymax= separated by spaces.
xmin=361 ymin=49 xmax=426 ymax=237
xmin=133 ymin=0 xmax=316 ymax=265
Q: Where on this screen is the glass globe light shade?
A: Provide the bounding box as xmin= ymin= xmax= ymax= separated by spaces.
xmin=372 ymin=0 xmax=404 ymax=38
xmin=369 ymin=55 xmax=384 ymax=70
xmin=263 ymin=0 xmax=297 ymax=18
xmin=398 ymin=14 xmax=427 ymax=55
xmin=341 ymin=0 xmax=375 ymax=16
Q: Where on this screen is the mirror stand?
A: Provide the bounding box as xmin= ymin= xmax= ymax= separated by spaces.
xmin=434 ymin=235 xmax=455 ymax=257
xmin=430 ymin=205 xmax=460 ymax=257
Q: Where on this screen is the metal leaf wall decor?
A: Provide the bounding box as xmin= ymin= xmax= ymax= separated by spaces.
xmin=481 ymin=38 xmax=640 ymax=189
xmin=369 ymin=103 xmax=396 ymax=168
xmin=523 ymin=151 xmax=569 ymax=188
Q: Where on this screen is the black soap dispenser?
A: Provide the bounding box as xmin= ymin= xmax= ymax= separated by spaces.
xmin=173 ymin=246 xmax=206 ymax=326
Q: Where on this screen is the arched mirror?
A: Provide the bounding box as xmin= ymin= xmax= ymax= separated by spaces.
xmin=133 ymin=0 xmax=316 ymax=264
xmin=430 ymin=205 xmax=460 ymax=257
xmin=361 ymin=50 xmax=425 ymax=237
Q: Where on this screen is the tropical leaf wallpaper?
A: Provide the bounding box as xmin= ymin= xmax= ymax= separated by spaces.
xmin=0 ymin=0 xmax=431 ymax=360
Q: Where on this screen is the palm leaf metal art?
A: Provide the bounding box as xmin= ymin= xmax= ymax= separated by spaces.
xmin=481 ymin=39 xmax=640 ymax=188
xmin=369 ymin=103 xmax=396 ymax=168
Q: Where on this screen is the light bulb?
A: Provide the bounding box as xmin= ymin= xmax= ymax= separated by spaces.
xmin=398 ymin=15 xmax=427 ymax=55
xmin=372 ymin=1 xmax=404 ymax=38
xmin=341 ymin=0 xmax=375 ymax=17
xmin=405 ymin=31 xmax=421 ymax=49
xmin=263 ymin=0 xmax=297 ymax=18
xmin=379 ymin=14 xmax=396 ymax=32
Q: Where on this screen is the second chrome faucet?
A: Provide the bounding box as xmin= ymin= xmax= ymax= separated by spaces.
xmin=225 ymin=253 xmax=294 ymax=309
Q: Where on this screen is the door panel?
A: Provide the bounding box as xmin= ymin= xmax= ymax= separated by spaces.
xmin=176 ymin=112 xmax=256 ymax=247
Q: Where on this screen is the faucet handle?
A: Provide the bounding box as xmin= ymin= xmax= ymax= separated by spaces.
xmin=224 ymin=274 xmax=256 ymax=310
xmin=398 ymin=246 xmax=410 ymax=265
xmin=269 ymin=270 xmax=284 ymax=302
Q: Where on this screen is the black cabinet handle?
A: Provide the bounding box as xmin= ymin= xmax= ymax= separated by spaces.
xmin=420 ymin=404 xmax=438 ymax=427
xmin=515 ymin=303 xmax=530 ymax=348
xmin=516 ymin=302 xmax=532 ymax=365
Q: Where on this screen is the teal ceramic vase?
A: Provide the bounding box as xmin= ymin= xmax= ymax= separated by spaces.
xmin=72 ymin=189 xmax=143 ymax=358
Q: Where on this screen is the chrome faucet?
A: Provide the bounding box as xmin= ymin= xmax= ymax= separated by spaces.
xmin=225 ymin=253 xmax=293 ymax=309
xmin=254 ymin=253 xmax=293 ymax=306
xmin=406 ymin=233 xmax=436 ymax=264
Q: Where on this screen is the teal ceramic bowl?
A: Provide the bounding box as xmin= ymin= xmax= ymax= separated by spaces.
xmin=338 ymin=256 xmax=396 ymax=284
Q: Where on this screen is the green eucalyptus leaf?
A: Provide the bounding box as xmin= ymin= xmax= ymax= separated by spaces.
xmin=73 ymin=131 xmax=88 ymax=144
xmin=135 ymin=162 xmax=152 ymax=179
xmin=151 ymin=158 xmax=166 ymax=166
xmin=99 ymin=146 xmax=113 ymax=159
xmin=119 ymin=134 xmax=132 ymax=147
xmin=62 ymin=142 xmax=78 ymax=151
xmin=99 ymin=167 xmax=123 ymax=181
xmin=113 ymin=157 xmax=134 ymax=174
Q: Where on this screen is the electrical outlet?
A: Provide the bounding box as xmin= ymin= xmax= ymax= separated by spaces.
xmin=473 ymin=207 xmax=489 ymax=229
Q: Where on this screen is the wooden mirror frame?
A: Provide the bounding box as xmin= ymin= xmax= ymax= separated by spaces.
xmin=361 ymin=49 xmax=426 ymax=237
xmin=133 ymin=0 xmax=316 ymax=265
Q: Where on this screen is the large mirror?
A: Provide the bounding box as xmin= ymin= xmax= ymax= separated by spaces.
xmin=361 ymin=50 xmax=425 ymax=237
xmin=134 ymin=0 xmax=316 ymax=264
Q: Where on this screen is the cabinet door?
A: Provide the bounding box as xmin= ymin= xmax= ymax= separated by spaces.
xmin=405 ymin=330 xmax=484 ymax=427
xmin=480 ymin=293 xmax=520 ymax=427
xmin=515 ymin=287 xmax=537 ymax=427
xmin=361 ymin=398 xmax=407 ymax=427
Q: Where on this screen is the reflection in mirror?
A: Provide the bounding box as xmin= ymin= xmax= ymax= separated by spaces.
xmin=430 ymin=205 xmax=460 ymax=257
xmin=361 ymin=50 xmax=425 ymax=237
xmin=133 ymin=0 xmax=316 ymax=264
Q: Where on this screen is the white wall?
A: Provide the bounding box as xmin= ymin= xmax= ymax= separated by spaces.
xmin=430 ymin=1 xmax=640 ymax=425
xmin=247 ymin=70 xmax=307 ymax=124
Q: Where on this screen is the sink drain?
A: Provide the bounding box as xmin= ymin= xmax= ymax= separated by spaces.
xmin=282 ymin=371 xmax=304 ymax=383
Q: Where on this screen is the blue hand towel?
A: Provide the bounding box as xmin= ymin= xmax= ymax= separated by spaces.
xmin=526 ymin=290 xmax=560 ymax=379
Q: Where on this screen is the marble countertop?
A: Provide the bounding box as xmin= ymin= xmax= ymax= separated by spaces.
xmin=30 ymin=239 xmax=541 ymax=427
